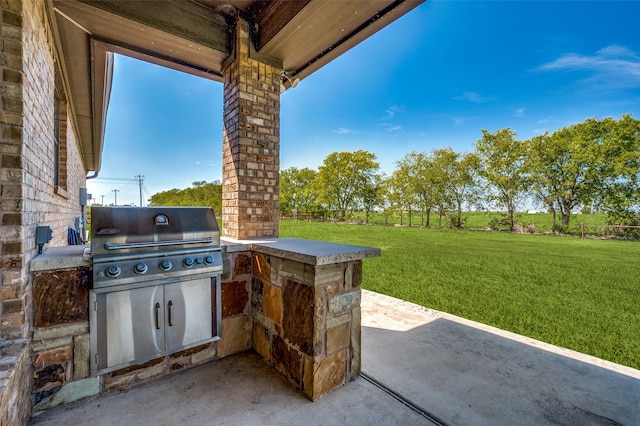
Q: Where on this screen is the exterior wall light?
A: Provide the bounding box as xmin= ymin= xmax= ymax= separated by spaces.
xmin=280 ymin=71 xmax=300 ymax=93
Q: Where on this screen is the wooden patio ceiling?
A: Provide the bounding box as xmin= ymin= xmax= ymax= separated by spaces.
xmin=46 ymin=0 xmax=425 ymax=172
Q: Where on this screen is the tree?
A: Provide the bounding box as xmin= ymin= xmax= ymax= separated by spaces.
xmin=148 ymin=181 xmax=222 ymax=213
xmin=315 ymin=150 xmax=380 ymax=220
xmin=432 ymin=148 xmax=480 ymax=228
xmin=395 ymin=151 xmax=443 ymax=227
xmin=388 ymin=161 xmax=418 ymax=226
xmin=378 ymin=174 xmax=396 ymax=225
xmin=360 ymin=173 xmax=384 ymax=223
xmin=280 ymin=167 xmax=318 ymax=213
xmin=475 ymin=128 xmax=529 ymax=231
xmin=595 ymin=114 xmax=640 ymax=230
xmin=527 ymin=115 xmax=640 ymax=232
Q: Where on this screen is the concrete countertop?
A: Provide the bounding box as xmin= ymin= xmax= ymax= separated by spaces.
xmin=222 ymin=237 xmax=381 ymax=266
xmin=30 ymin=238 xmax=381 ymax=272
xmin=30 ymin=245 xmax=91 ymax=272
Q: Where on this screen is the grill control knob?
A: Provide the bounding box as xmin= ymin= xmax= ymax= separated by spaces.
xmin=160 ymin=260 xmax=172 ymax=271
xmin=134 ymin=263 xmax=148 ymax=274
xmin=183 ymin=258 xmax=194 ymax=268
xmin=105 ymin=265 xmax=122 ymax=278
xmin=204 ymin=255 xmax=214 ymax=265
xmin=196 ymin=257 xmax=204 ymax=265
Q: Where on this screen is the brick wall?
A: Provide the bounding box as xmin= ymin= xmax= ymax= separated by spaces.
xmin=1 ymin=0 xmax=87 ymax=340
xmin=1 ymin=0 xmax=88 ymax=422
xmin=222 ymin=19 xmax=280 ymax=239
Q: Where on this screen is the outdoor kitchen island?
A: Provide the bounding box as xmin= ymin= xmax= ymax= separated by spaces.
xmin=28 ymin=237 xmax=380 ymax=412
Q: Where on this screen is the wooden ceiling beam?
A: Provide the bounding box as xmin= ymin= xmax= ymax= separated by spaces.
xmin=252 ymin=0 xmax=312 ymax=51
xmin=77 ymin=0 xmax=233 ymax=54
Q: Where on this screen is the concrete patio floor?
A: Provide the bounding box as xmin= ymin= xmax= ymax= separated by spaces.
xmin=30 ymin=290 xmax=640 ymax=426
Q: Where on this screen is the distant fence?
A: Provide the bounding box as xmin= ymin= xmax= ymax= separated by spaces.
xmin=280 ymin=211 xmax=326 ymax=221
xmin=580 ymin=223 xmax=640 ymax=240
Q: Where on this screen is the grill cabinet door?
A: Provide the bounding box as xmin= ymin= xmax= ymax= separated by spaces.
xmin=164 ymin=277 xmax=213 ymax=350
xmin=103 ymin=285 xmax=164 ymax=369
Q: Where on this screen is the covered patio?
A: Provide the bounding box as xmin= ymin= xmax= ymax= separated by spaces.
xmin=4 ymin=1 xmax=639 ymax=424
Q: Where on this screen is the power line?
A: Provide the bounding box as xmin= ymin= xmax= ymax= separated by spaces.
xmin=92 ymin=177 xmax=138 ymax=183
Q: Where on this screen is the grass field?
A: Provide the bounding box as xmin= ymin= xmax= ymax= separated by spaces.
xmin=280 ymin=220 xmax=640 ymax=370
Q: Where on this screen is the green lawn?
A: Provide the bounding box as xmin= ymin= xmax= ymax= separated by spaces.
xmin=280 ymin=220 xmax=640 ymax=370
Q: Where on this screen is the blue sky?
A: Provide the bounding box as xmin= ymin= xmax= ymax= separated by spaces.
xmin=87 ymin=1 xmax=640 ymax=206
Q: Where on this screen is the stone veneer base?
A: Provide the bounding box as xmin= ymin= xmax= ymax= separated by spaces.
xmin=23 ymin=237 xmax=380 ymax=414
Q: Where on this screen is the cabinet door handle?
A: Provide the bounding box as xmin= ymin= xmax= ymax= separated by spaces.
xmin=155 ymin=302 xmax=161 ymax=329
xmin=168 ymin=300 xmax=173 ymax=327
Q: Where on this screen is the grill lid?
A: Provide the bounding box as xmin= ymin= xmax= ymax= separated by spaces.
xmin=90 ymin=206 xmax=220 ymax=256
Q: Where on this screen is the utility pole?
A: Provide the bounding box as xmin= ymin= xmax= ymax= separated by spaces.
xmin=135 ymin=175 xmax=145 ymax=207
xmin=112 ymin=189 xmax=119 ymax=206
xmin=100 ymin=195 xmax=105 ymax=205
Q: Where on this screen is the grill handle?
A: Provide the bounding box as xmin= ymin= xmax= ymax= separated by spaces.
xmin=104 ymin=237 xmax=213 ymax=251
xmin=155 ymin=302 xmax=161 ymax=330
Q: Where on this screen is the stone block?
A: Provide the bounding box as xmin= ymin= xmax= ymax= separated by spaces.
xmin=0 ymin=283 xmax=22 ymax=299
xmin=350 ymin=307 xmax=362 ymax=379
xmin=262 ymin=281 xmax=282 ymax=325
xmin=1 ymin=0 xmax=23 ymax=13
xmin=218 ymin=315 xmax=252 ymax=357
xmin=0 ymin=312 xmax=25 ymax=337
xmin=73 ymin=334 xmax=90 ymax=380
xmin=191 ymin=346 xmax=217 ymax=365
xmin=328 ymin=290 xmax=361 ymax=314
xmin=324 ymin=281 xmax=342 ymax=297
xmin=32 ymin=346 xmax=72 ymax=369
xmin=303 ymin=350 xmax=346 ymax=401
xmin=31 ymin=385 xmax=62 ymax=409
xmin=221 ymin=255 xmax=232 ymax=281
xmin=106 ymin=357 xmax=164 ymax=378
xmin=326 ymin=312 xmax=351 ymax=329
xmin=313 ymin=264 xmax=345 ymax=286
xmin=326 ymin=322 xmax=350 ymax=355
xmin=136 ymin=361 xmax=168 ymax=381
xmin=252 ymin=322 xmax=271 ymax=362
xmin=32 ymin=377 xmax=99 ymax=412
xmin=234 ymin=252 xmax=252 ymax=275
xmin=33 ymin=268 xmax=91 ymax=327
xmin=279 ymin=259 xmax=305 ymax=282
xmin=353 ymin=261 xmax=363 ymax=287
xmin=271 ymin=334 xmax=302 ymax=386
xmin=1 ymin=298 xmax=22 ymax=313
xmin=251 ymin=276 xmax=264 ymax=296
xmin=31 ymin=336 xmax=72 ymax=352
xmin=253 ymin=253 xmax=270 ymax=281
xmin=344 ymin=263 xmax=353 ymax=289
xmin=33 ymin=364 xmax=65 ymax=390
xmin=104 ymin=373 xmax=136 ymax=391
xmin=104 ymin=358 xmax=168 ymax=391
xmin=33 ymin=322 xmax=88 ymax=340
xmin=221 ymin=280 xmax=249 ymax=318
xmin=282 ymin=280 xmax=315 ymax=356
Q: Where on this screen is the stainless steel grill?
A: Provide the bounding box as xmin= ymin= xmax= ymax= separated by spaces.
xmin=89 ymin=207 xmax=222 ymax=373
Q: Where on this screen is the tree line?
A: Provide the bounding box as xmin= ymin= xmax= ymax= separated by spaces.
xmin=281 ymin=114 xmax=640 ymax=233
xmin=148 ymin=180 xmax=223 ymax=212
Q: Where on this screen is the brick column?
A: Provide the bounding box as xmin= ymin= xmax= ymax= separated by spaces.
xmin=1 ymin=0 xmax=27 ymax=341
xmin=222 ymin=19 xmax=281 ymax=239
